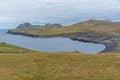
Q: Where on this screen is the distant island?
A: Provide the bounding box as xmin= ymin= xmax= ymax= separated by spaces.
xmin=17 ymin=22 xmax=62 ymax=29
xmin=8 ymin=19 xmax=120 ymax=53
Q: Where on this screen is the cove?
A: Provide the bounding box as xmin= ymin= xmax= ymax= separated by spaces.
xmin=0 ymin=29 xmax=105 ymax=54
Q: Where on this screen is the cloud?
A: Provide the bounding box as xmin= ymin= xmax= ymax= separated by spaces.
xmin=0 ymin=0 xmax=119 ymax=26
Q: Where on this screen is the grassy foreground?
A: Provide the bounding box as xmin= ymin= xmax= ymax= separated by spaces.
xmin=0 ymin=42 xmax=119 ymax=80
xmin=0 ymin=51 xmax=120 ymax=80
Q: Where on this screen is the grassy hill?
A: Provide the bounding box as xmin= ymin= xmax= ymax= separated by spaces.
xmin=0 ymin=42 xmax=30 ymax=53
xmin=0 ymin=51 xmax=120 ymax=80
xmin=8 ymin=19 xmax=120 ymax=36
xmin=0 ymin=41 xmax=120 ymax=80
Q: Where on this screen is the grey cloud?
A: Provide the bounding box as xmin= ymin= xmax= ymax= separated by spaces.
xmin=0 ymin=0 xmax=119 ymax=26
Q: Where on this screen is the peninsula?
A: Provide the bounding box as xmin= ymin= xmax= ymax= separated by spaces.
xmin=8 ymin=19 xmax=120 ymax=53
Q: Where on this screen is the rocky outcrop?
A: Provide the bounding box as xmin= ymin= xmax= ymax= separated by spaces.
xmin=45 ymin=23 xmax=62 ymax=27
xmin=69 ymin=32 xmax=119 ymax=53
xmin=17 ymin=22 xmax=32 ymax=29
xmin=16 ymin=22 xmax=62 ymax=29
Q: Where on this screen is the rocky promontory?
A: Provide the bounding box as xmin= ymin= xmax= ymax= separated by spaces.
xmin=8 ymin=30 xmax=120 ymax=53
xmin=8 ymin=19 xmax=120 ymax=53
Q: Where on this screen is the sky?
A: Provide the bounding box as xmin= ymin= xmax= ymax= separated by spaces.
xmin=0 ymin=0 xmax=120 ymax=28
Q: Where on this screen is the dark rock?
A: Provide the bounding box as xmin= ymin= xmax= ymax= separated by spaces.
xmin=45 ymin=23 xmax=62 ymax=27
xmin=17 ymin=22 xmax=62 ymax=29
xmin=17 ymin=22 xmax=32 ymax=29
xmin=53 ymin=24 xmax=62 ymax=27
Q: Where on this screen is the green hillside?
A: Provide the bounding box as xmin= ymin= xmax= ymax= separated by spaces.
xmin=0 ymin=42 xmax=30 ymax=53
xmin=0 ymin=39 xmax=119 ymax=80
xmin=0 ymin=51 xmax=119 ymax=80
xmin=8 ymin=19 xmax=120 ymax=36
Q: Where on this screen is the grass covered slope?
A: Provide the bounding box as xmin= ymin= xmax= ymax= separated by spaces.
xmin=0 ymin=52 xmax=120 ymax=80
xmin=0 ymin=42 xmax=120 ymax=79
xmin=8 ymin=19 xmax=120 ymax=36
xmin=0 ymin=42 xmax=30 ymax=53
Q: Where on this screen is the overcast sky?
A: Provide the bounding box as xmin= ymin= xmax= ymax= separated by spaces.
xmin=0 ymin=0 xmax=120 ymax=26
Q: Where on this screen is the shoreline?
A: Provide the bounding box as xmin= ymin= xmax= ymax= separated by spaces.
xmin=7 ymin=30 xmax=118 ymax=53
xmin=70 ymin=37 xmax=117 ymax=53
